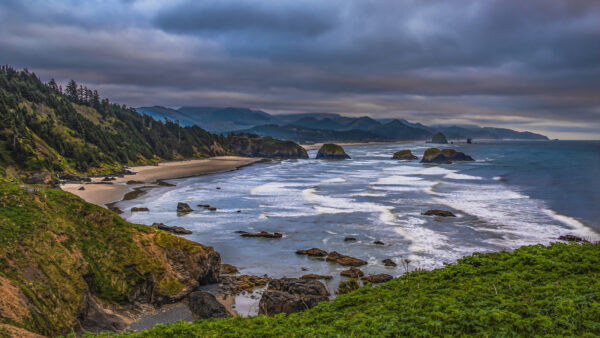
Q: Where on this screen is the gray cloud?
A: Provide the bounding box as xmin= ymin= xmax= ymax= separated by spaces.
xmin=0 ymin=0 xmax=598 ymax=138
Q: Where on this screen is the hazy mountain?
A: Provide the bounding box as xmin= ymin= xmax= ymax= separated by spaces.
xmin=136 ymin=105 xmax=548 ymax=142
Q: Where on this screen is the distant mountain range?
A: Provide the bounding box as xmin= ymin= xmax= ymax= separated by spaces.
xmin=137 ymin=106 xmax=549 ymax=142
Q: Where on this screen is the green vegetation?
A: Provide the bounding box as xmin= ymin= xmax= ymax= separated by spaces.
xmin=114 ymin=242 xmax=600 ymax=337
xmin=0 ymin=178 xmax=216 ymax=336
xmin=423 ymin=147 xmax=441 ymax=157
xmin=320 ymin=143 xmax=344 ymax=153
xmin=0 ymin=66 xmax=232 ymax=175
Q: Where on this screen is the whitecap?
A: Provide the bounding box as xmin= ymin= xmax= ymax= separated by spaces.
xmin=444 ymin=172 xmax=483 ymax=180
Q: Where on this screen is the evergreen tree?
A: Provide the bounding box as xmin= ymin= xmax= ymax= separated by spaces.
xmin=65 ymin=80 xmax=78 ymax=101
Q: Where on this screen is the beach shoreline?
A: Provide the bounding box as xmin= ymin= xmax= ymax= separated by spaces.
xmin=61 ymin=156 xmax=263 ymax=206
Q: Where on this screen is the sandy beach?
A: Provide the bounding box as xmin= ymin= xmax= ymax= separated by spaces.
xmin=61 ymin=156 xmax=262 ymax=206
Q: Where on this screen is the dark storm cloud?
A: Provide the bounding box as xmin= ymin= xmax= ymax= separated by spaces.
xmin=0 ymin=0 xmax=598 ymax=138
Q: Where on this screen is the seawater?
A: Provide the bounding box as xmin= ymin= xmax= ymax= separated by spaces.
xmin=119 ymin=140 xmax=600 ymax=294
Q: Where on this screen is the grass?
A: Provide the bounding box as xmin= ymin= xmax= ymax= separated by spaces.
xmin=110 ymin=242 xmax=600 ymax=337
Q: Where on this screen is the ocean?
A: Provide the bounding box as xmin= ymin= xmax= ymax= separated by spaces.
xmin=119 ymin=140 xmax=600 ymax=301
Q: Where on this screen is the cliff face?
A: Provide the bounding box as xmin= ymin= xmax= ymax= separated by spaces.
xmin=316 ymin=143 xmax=350 ymax=159
xmin=227 ymin=136 xmax=308 ymax=159
xmin=0 ymin=178 xmax=220 ymax=336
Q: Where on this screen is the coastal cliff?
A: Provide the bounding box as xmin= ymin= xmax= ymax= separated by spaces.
xmin=0 ymin=178 xmax=220 ymax=336
xmin=226 ymin=135 xmax=308 ymax=159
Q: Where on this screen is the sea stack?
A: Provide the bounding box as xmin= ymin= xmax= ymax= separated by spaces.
xmin=316 ymin=143 xmax=350 ymax=159
xmin=420 ymin=148 xmax=474 ymax=164
xmin=392 ymin=150 xmax=418 ymax=160
xmin=431 ymin=132 xmax=448 ymax=144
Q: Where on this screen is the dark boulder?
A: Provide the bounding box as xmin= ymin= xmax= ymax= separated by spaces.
xmin=431 ymin=132 xmax=448 ymax=144
xmin=177 ymin=202 xmax=193 ymax=213
xmin=392 ymin=150 xmax=418 ymax=160
xmin=316 ymin=143 xmax=351 ymax=159
xmin=558 ymin=234 xmax=588 ymax=243
xmin=422 ymin=209 xmax=456 ymax=217
xmin=188 ymin=291 xmax=230 ymax=319
xmin=296 ymin=248 xmax=328 ymax=257
xmin=78 ymin=186 xmax=85 ymax=191
xmin=361 ymin=274 xmax=393 ymax=284
xmin=300 ymin=274 xmax=333 ymax=281
xmin=220 ymin=264 xmax=239 ymax=275
xmin=240 ymin=231 xmax=283 ymax=238
xmin=131 ymin=207 xmax=149 ymax=212
xmin=326 ymin=251 xmax=367 ymax=266
xmin=373 ymin=240 xmax=384 ymax=245
xmin=382 ymin=259 xmax=397 ymax=267
xmin=420 ymin=148 xmax=474 ymax=164
xmin=259 ymin=278 xmax=329 ymax=315
xmin=152 ymin=223 xmax=192 ymax=234
xmin=340 ymin=267 xmax=364 ymax=278
xmin=344 ymin=237 xmax=357 ymax=242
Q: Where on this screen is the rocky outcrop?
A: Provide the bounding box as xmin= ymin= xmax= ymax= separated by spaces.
xmin=382 ymin=259 xmax=397 ymax=267
xmin=344 ymin=237 xmax=357 ymax=242
xmin=431 ymin=132 xmax=448 ymax=144
xmin=258 ymin=278 xmax=329 ymax=315
xmin=392 ymin=150 xmax=418 ymax=160
xmin=239 ymin=231 xmax=283 ymax=238
xmin=227 ymin=135 xmax=308 ymax=159
xmin=177 ymin=202 xmax=193 ymax=213
xmin=420 ymin=148 xmax=474 ymax=164
xmin=188 ymin=291 xmax=230 ymax=319
xmin=373 ymin=240 xmax=384 ymax=245
xmin=558 ymin=234 xmax=589 ymax=243
xmin=152 ymin=222 xmax=192 ymax=234
xmin=422 ymin=209 xmax=456 ymax=217
xmin=23 ymin=171 xmax=55 ymax=185
xmin=326 ymin=251 xmax=367 ymax=266
xmin=361 ymin=274 xmax=393 ymax=284
xmin=296 ymin=248 xmax=328 ymax=257
xmin=131 ymin=207 xmax=149 ymax=212
xmin=340 ymin=267 xmax=364 ymax=278
xmin=220 ymin=264 xmax=239 ymax=275
xmin=219 ymin=275 xmax=272 ymax=295
xmin=300 ymin=274 xmax=333 ymax=281
xmin=316 ymin=143 xmax=350 ymax=159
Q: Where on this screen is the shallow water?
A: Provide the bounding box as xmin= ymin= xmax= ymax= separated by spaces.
xmin=119 ymin=140 xmax=600 ymax=299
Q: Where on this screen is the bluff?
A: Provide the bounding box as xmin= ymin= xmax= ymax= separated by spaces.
xmin=316 ymin=143 xmax=350 ymax=159
xmin=226 ymin=135 xmax=308 ymax=159
xmin=0 ymin=177 xmax=220 ymax=336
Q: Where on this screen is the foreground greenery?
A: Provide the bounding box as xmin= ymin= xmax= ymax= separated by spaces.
xmin=114 ymin=242 xmax=600 ymax=337
xmin=0 ymin=177 xmax=216 ymax=336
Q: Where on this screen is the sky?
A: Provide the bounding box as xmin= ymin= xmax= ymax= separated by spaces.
xmin=1 ymin=0 xmax=599 ymax=139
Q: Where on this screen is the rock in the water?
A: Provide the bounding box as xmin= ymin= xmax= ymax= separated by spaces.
xmin=227 ymin=135 xmax=309 ymax=159
xmin=220 ymin=264 xmax=239 ymax=275
xmin=558 ymin=234 xmax=588 ymax=243
xmin=300 ymin=274 xmax=333 ymax=280
xmin=326 ymin=251 xmax=367 ymax=266
xmin=316 ymin=143 xmax=351 ymax=159
xmin=420 ymin=148 xmax=474 ymax=164
xmin=258 ymin=278 xmax=329 ymax=315
xmin=126 ymin=180 xmax=144 ymax=185
xmin=240 ymin=231 xmax=283 ymax=238
xmin=151 ymin=222 xmax=192 ymax=234
xmin=382 ymin=259 xmax=397 ymax=267
xmin=177 ymin=202 xmax=193 ymax=213
xmin=392 ymin=150 xmax=418 ymax=160
xmin=78 ymin=186 xmax=85 ymax=190
xmin=431 ymin=132 xmax=448 ymax=144
xmin=344 ymin=237 xmax=357 ymax=242
xmin=373 ymin=240 xmax=384 ymax=245
xmin=296 ymin=248 xmax=328 ymax=257
xmin=361 ymin=274 xmax=393 ymax=284
xmin=188 ymin=291 xmax=230 ymax=319
xmin=340 ymin=267 xmax=364 ymax=278
xmin=422 ymin=209 xmax=456 ymax=217
xmin=131 ymin=207 xmax=149 ymax=212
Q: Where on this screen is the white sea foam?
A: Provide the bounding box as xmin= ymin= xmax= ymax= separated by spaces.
xmin=542 ymin=209 xmax=598 ymax=238
xmin=373 ymin=175 xmax=424 ymax=185
xmin=444 ymin=172 xmax=483 ymax=180
xmin=251 ymin=182 xmax=304 ymax=195
xmin=322 ymin=177 xmax=346 ymax=183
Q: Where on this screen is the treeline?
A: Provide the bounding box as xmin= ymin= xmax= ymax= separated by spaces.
xmin=0 ymin=66 xmax=232 ymax=173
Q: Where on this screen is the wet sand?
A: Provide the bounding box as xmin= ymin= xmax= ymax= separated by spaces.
xmin=61 ymin=156 xmax=262 ymax=206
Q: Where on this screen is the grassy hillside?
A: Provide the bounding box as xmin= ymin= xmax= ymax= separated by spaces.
xmin=0 ymin=66 xmax=231 ymax=176
xmin=0 ymin=177 xmax=220 ymax=336
xmin=115 ymin=242 xmax=600 ymax=337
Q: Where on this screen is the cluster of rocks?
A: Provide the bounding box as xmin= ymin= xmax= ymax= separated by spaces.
xmin=258 ymin=278 xmax=330 ymax=316
xmin=151 ymin=222 xmax=192 ymax=235
xmin=558 ymin=234 xmax=589 ymax=243
xmin=198 ymin=204 xmax=217 ymax=211
xmin=219 ymin=275 xmax=272 ymax=295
